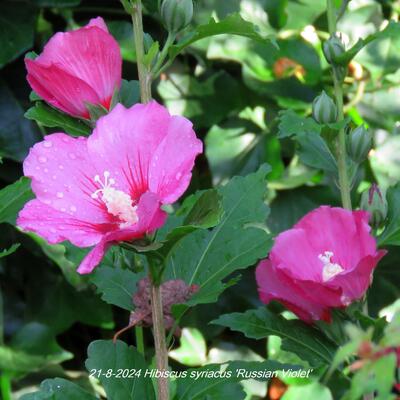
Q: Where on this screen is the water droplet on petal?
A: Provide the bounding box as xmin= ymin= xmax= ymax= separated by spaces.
xmin=69 ymin=153 xmax=77 ymax=160
xmin=58 ymin=165 xmax=64 ymax=170
xmin=57 ymin=192 xmax=64 ymax=198
xmin=38 ymin=156 xmax=47 ymax=163
xmin=43 ymin=141 xmax=52 ymax=148
xmin=175 ymin=172 xmax=182 ymax=180
xmin=70 ymin=205 xmax=77 ymax=212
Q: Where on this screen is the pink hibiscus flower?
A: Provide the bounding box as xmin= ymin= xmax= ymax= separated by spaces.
xmin=18 ymin=101 xmax=203 ymax=274
xmin=25 ymin=17 xmax=121 ymax=118
xmin=256 ymin=206 xmax=386 ymax=322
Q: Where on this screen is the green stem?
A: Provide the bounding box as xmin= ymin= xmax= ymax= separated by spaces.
xmin=0 ymin=373 xmax=12 ymax=400
xmin=135 ymin=326 xmax=145 ymax=357
xmin=131 ymin=0 xmax=152 ymax=103
xmin=327 ymin=0 xmax=352 ymax=210
xmin=152 ymin=32 xmax=176 ymax=78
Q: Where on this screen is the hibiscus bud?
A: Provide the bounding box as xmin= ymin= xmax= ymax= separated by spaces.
xmin=360 ymin=184 xmax=388 ymax=228
xmin=323 ymin=33 xmax=345 ymax=64
xmin=347 ymin=125 xmax=372 ymax=163
xmin=312 ymin=91 xmax=337 ymax=124
xmin=161 ymin=0 xmax=193 ymax=33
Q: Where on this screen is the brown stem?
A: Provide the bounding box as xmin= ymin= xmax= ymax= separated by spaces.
xmin=150 ymin=281 xmax=169 ymax=400
xmin=130 ymin=1 xmax=168 ymax=398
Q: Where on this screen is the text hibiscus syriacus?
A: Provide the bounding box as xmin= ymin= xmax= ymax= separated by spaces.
xmin=25 ymin=17 xmax=121 ymax=118
xmin=256 ymin=206 xmax=386 ymax=322
xmin=17 ymin=101 xmax=203 ymax=274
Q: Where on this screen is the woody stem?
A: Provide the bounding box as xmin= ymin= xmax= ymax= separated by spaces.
xmin=130 ymin=2 xmax=169 ymax=399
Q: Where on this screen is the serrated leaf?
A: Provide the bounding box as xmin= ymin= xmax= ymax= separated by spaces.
xmin=0 ymin=243 xmax=20 ymax=259
xmin=378 ymin=184 xmax=400 ymax=246
xmin=296 ymin=132 xmax=338 ymax=173
xmin=212 ymin=308 xmax=337 ymax=367
xmin=25 ymin=102 xmax=91 ymax=137
xmin=165 ymin=166 xmax=272 ymax=308
xmin=20 ymin=378 xmax=96 ymax=400
xmin=0 ymin=177 xmax=34 ymax=225
xmin=85 ymin=340 xmax=155 ymax=400
xmin=169 ymin=13 xmax=276 ymax=61
xmin=278 ymin=109 xmax=321 ymax=139
xmin=90 ymin=267 xmax=145 ymax=311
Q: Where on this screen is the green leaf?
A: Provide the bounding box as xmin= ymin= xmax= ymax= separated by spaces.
xmin=25 ymin=102 xmax=91 ymax=137
xmin=296 ymin=132 xmax=338 ymax=173
xmin=0 ymin=177 xmax=34 ymax=225
xmin=119 ymin=80 xmax=141 ymax=108
xmin=169 ymin=328 xmax=207 ymax=366
xmin=165 ymin=166 xmax=272 ymax=307
xmin=281 ymin=382 xmax=333 ymax=400
xmin=156 ymin=189 xmax=224 ymax=261
xmin=169 ymin=13 xmax=275 ymax=61
xmin=337 ymin=21 xmax=400 ymax=64
xmin=174 ymin=360 xmax=300 ymax=400
xmin=0 ymin=2 xmax=37 ymax=67
xmin=33 ymin=279 xmax=114 ymax=335
xmin=20 ymin=378 xmax=96 ymax=400
xmin=0 ymin=243 xmax=20 ymax=259
xmin=278 ymin=109 xmax=321 ymax=139
xmin=378 ymin=184 xmax=400 ymax=246
xmin=0 ymin=323 xmax=72 ymax=376
xmin=85 ymin=340 xmax=156 ymax=400
xmin=90 ymin=267 xmax=145 ymax=311
xmin=158 ymin=72 xmax=248 ymax=129
xmin=0 ymin=80 xmax=41 ymax=161
xmin=108 ymin=21 xmax=136 ymax=62
xmin=212 ymin=307 xmax=337 ymax=367
xmin=30 ymin=236 xmax=89 ymax=289
xmin=264 ymin=0 xmax=288 ymax=30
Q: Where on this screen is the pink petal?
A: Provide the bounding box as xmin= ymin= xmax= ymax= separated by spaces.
xmin=26 ymin=59 xmax=100 ymax=118
xmin=329 ymin=250 xmax=387 ymax=301
xmin=88 ymin=102 xmax=202 ymax=203
xmin=17 ymin=199 xmax=102 ymax=247
xmin=270 ymin=228 xmax=322 ymax=281
xmin=256 ymin=260 xmax=330 ymax=321
xmin=149 ymin=115 xmax=203 ymax=203
xmin=294 ymin=206 xmax=376 ymax=270
xmin=87 ymin=16 xmax=109 ymax=32
xmin=35 ymin=18 xmax=121 ymax=108
xmin=77 ymin=192 xmax=167 ymax=274
xmin=23 ymin=133 xmax=113 ymax=225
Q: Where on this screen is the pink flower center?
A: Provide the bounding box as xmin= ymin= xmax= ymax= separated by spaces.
xmin=319 ymin=251 xmax=344 ymax=282
xmin=91 ymin=171 xmax=139 ymax=228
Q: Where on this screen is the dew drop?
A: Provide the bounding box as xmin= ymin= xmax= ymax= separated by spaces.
xmin=70 ymin=205 xmax=77 ymax=212
xmin=69 ymin=153 xmax=77 ymax=160
xmin=43 ymin=141 xmax=52 ymax=148
xmin=175 ymin=172 xmax=182 ymax=180
xmin=57 ymin=192 xmax=64 ymax=198
xmin=58 ymin=165 xmax=64 ymax=170
xmin=38 ymin=156 xmax=47 ymax=163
